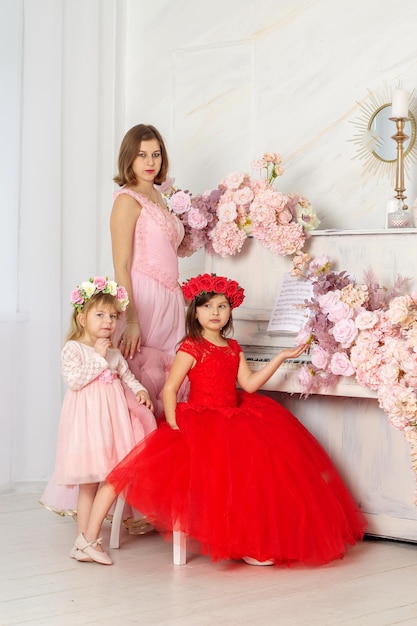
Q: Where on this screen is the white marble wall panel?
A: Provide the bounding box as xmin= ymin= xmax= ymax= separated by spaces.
xmin=171 ymin=42 xmax=253 ymax=191
xmin=124 ymin=0 xmax=417 ymax=235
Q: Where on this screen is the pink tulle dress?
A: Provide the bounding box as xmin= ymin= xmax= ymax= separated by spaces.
xmin=41 ymin=187 xmax=185 ymax=515
xmin=40 ymin=342 xmax=156 ymax=513
xmin=113 ymin=188 xmax=185 ymax=358
xmin=107 ymin=338 xmax=368 ymax=566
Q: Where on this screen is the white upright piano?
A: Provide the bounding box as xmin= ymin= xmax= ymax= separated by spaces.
xmin=204 ymin=229 xmax=417 ymax=542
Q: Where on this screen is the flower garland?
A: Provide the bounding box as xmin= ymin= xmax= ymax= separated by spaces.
xmin=181 ymin=273 xmax=245 ymax=309
xmin=158 ymin=152 xmax=320 ymax=259
xmin=293 ymin=253 xmax=417 ymax=504
xmin=70 ymin=277 xmax=129 ymax=312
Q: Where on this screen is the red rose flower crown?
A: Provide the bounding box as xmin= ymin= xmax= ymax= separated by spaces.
xmin=181 ymin=273 xmax=245 ymax=309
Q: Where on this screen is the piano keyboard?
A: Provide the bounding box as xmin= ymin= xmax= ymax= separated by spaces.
xmin=242 ymin=346 xmax=377 ymax=399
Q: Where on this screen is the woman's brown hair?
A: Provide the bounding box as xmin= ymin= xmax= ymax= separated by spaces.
xmin=113 ymin=124 xmax=169 ymax=187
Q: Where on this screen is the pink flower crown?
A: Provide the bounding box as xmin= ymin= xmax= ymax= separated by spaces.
xmin=70 ymin=276 xmax=129 ymax=313
xmin=181 ymin=273 xmax=245 ymax=309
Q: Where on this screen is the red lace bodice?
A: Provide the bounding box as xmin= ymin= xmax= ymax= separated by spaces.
xmin=178 ymin=337 xmax=242 ymax=408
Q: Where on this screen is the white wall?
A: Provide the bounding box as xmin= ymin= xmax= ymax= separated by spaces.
xmin=1 ymin=0 xmax=417 ymax=488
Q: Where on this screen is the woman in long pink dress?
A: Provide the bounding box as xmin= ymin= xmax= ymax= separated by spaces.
xmin=110 ymin=124 xmax=186 ymax=365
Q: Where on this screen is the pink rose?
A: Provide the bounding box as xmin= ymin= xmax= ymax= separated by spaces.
xmin=330 ymin=352 xmax=355 ymax=377
xmin=386 ymin=297 xmax=409 ymax=324
xmin=331 ymin=318 xmax=358 ymax=348
xmin=233 ymin=186 xmax=253 ymax=205
xmin=311 ymin=346 xmax=330 ymax=370
xmin=93 ymin=276 xmax=107 ymax=291
xmin=98 ymin=369 xmax=114 ymax=384
xmin=217 ymin=201 xmax=237 ymax=223
xmin=221 ymin=171 xmax=245 ymax=190
xmin=169 ymin=190 xmax=191 ymax=215
xmin=326 ymin=300 xmax=353 ymax=323
xmin=70 ymin=289 xmax=84 ymax=305
xmin=277 ymin=208 xmax=293 ymax=225
xmin=308 ymin=255 xmax=332 ymax=275
xmin=317 ymin=291 xmax=341 ymax=315
xmin=379 ymin=362 xmax=400 ymax=385
xmin=355 ymin=310 xmax=379 ymax=330
xmin=187 ymin=208 xmax=208 ymax=229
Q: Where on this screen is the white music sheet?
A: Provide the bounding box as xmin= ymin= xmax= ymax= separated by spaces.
xmin=267 ymin=273 xmax=313 ymax=334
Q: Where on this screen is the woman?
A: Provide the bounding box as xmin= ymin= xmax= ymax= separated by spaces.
xmin=111 ymin=123 xmax=186 ymax=364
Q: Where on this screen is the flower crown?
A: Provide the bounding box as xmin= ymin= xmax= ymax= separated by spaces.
xmin=181 ymin=273 xmax=245 ymax=309
xmin=70 ymin=277 xmax=129 ymax=313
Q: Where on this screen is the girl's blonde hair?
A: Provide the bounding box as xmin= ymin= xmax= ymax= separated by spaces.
xmin=113 ymin=124 xmax=169 ymax=187
xmin=66 ymin=293 xmax=123 ymax=342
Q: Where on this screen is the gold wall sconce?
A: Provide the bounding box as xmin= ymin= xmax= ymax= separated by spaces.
xmin=350 ymin=84 xmax=417 ymax=185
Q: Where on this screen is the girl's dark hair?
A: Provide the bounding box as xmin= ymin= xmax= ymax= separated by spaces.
xmin=183 ymin=292 xmax=234 ymax=342
xmin=113 ymin=124 xmax=169 ymax=186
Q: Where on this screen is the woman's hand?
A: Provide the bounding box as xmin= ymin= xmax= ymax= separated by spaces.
xmin=118 ymin=322 xmax=141 ymax=360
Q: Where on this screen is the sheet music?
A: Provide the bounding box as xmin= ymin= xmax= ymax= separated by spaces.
xmin=267 ymin=273 xmax=313 ymax=334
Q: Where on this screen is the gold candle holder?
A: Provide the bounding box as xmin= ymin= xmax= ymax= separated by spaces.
xmin=390 ymin=116 xmax=409 ymax=209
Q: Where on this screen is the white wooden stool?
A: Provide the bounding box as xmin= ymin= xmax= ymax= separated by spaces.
xmin=109 ymin=494 xmax=126 ymax=549
xmin=173 ymin=530 xmax=187 ymax=565
xmin=110 ymin=496 xmax=187 ymax=564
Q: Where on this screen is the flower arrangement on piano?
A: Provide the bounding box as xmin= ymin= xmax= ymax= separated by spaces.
xmin=158 ymin=152 xmax=320 ymax=258
xmin=293 ymin=253 xmax=417 ymax=503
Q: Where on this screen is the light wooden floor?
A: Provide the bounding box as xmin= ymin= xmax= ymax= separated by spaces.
xmin=1 ymin=492 xmax=416 ymax=626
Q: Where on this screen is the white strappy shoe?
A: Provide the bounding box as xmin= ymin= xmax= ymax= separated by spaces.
xmin=74 ymin=533 xmax=113 ymax=565
xmin=243 ymin=556 xmax=274 ymax=566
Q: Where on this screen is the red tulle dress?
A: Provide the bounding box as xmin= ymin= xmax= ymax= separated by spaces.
xmin=107 ymin=337 xmax=367 ymax=565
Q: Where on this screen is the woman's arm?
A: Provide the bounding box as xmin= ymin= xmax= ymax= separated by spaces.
xmin=110 ymin=194 xmax=141 ymax=359
xmin=162 ymin=351 xmax=195 ymax=429
xmin=237 ymin=344 xmax=307 ymax=393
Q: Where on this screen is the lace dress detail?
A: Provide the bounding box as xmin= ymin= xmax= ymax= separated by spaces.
xmin=113 ymin=188 xmax=183 ymax=291
xmin=61 ymin=342 xmax=146 ymax=394
xmin=112 ymin=188 xmax=186 ymax=356
xmin=108 ymin=337 xmax=367 ymax=565
xmin=179 ymin=337 xmax=241 ymax=409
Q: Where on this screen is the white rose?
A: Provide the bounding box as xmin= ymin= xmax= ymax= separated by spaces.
xmin=106 ymin=280 xmax=118 ymax=296
xmin=81 ymin=281 xmax=96 ymax=297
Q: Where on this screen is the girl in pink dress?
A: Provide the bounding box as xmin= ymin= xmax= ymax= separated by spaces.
xmin=50 ymin=277 xmax=156 ymax=565
xmin=75 ymin=274 xmax=367 ymax=566
xmin=110 ymin=123 xmax=186 ymax=364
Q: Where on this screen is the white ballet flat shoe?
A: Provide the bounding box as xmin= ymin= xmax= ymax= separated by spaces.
xmin=69 ymin=545 xmax=93 ymax=562
xmin=74 ymin=533 xmax=113 ymax=565
xmin=243 ymin=556 xmax=274 ymax=566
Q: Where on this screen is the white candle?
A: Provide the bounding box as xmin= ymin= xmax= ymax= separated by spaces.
xmin=391 ymin=88 xmax=409 ymax=118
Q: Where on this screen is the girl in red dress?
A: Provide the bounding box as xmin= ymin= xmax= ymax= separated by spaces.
xmin=76 ymin=273 xmax=367 ymax=566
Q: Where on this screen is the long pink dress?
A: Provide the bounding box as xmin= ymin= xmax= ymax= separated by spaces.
xmin=40 ymin=342 xmax=156 ymax=513
xmin=113 ymin=188 xmax=185 ymax=358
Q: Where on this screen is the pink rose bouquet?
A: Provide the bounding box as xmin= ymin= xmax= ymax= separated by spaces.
xmin=159 ymin=152 xmax=319 ymax=260
xmin=294 ymin=253 xmax=417 ymax=504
